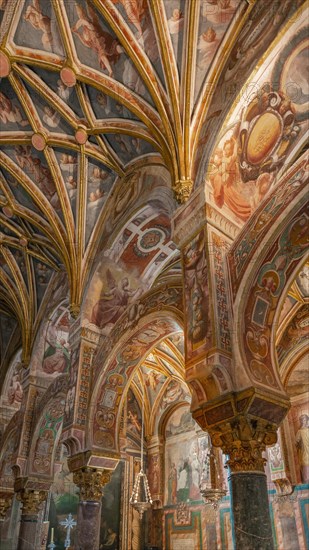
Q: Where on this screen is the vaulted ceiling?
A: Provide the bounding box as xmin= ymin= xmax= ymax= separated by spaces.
xmin=0 ymin=0 xmax=306 ymax=367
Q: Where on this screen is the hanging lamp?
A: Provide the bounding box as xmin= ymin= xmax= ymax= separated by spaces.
xmin=129 ymin=383 xmax=153 ymax=519
xmin=199 ymin=443 xmax=226 ymax=509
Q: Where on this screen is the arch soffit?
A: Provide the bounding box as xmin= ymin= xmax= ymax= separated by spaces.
xmin=153 ymin=396 xmax=191 ymax=441
xmin=91 ymin=281 xmax=184 ymax=387
xmin=194 ymin=2 xmax=307 ymax=186
xmin=0 ymin=410 xmax=22 ymax=487
xmin=131 ymin=355 xmax=187 ymax=433
xmin=280 ymin=344 xmax=308 ymax=390
xmin=26 ymin=375 xmax=68 ymax=479
xmin=88 ymin=309 xmax=184 ymax=453
xmin=229 ymin=155 xmax=308 ymax=394
xmin=275 ymin=260 xmax=309 ymax=387
xmin=81 ymin=195 xmax=177 ymax=319
xmin=0 ymin=348 xmax=22 ymax=409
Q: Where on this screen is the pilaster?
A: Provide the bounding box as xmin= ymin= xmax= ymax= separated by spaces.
xmin=13 ymin=367 xmax=44 ymax=479
xmin=61 ymin=322 xmax=101 ymax=454
xmin=172 ymin=185 xmax=241 ymax=406
xmin=147 ymin=435 xmax=164 ymax=508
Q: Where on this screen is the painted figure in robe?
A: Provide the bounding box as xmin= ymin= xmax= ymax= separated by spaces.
xmin=72 ymin=3 xmax=121 ymax=76
xmin=296 ymin=413 xmax=309 ymax=483
xmin=91 ymin=270 xmax=141 ymax=329
xmin=43 ymin=338 xmax=70 ymax=374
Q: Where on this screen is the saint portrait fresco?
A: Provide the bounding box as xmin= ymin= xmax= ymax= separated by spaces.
xmin=41 ymin=306 xmax=71 ymax=376
xmin=164 ymin=406 xmax=208 ymax=505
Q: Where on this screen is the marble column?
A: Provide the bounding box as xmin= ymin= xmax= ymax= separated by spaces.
xmin=73 ymin=467 xmax=111 ymax=550
xmin=223 ymin=432 xmax=276 ymax=550
xmin=16 ymin=489 xmax=47 ymax=550
xmin=192 ymin=389 xmax=290 ymax=550
xmin=229 ymin=471 xmax=273 ymax=549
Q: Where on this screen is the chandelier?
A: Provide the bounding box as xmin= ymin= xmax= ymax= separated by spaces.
xmin=199 ymin=443 xmax=226 ymax=510
xmin=129 ymin=384 xmax=152 ymax=519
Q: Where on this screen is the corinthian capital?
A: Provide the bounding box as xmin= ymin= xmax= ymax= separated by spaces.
xmin=211 ymin=416 xmax=277 ymax=473
xmin=73 ymin=468 xmax=111 ymax=502
xmin=192 ymin=388 xmax=289 ymax=473
xmin=16 ymin=489 xmax=47 ymax=515
xmin=0 ymin=492 xmax=13 ymax=520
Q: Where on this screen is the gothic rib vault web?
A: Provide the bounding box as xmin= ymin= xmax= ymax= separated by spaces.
xmin=0 ymin=0 xmax=305 ymax=369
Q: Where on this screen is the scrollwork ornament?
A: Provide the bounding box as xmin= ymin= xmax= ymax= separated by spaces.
xmin=239 ymin=90 xmax=299 ymax=182
xmin=0 ymin=493 xmax=13 ymax=519
xmin=73 ymin=468 xmax=111 ymax=502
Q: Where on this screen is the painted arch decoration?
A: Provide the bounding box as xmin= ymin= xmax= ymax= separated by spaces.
xmin=89 ymin=311 xmax=183 ymax=454
xmin=230 ymin=154 xmax=308 ymax=395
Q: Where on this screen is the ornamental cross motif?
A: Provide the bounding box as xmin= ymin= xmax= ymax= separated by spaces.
xmin=60 ymin=513 xmax=77 ymax=548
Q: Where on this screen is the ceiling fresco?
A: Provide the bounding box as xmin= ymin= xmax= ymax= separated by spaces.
xmin=0 ymin=7 xmax=307 ymax=547
xmin=203 ymin=17 xmax=309 ymax=223
xmin=0 ymin=0 xmax=307 ymax=370
xmin=125 ymin=332 xmax=189 ymax=436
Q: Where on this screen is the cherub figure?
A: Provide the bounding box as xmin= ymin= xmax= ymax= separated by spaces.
xmin=111 ymin=0 xmax=146 ymax=40
xmin=72 ymin=2 xmax=121 ymax=76
xmin=24 ymin=0 xmax=53 ymax=51
xmin=0 ymin=92 xmax=28 ymax=127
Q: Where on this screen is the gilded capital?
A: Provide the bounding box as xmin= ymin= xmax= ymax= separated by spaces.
xmin=210 ymin=417 xmax=277 ymax=473
xmin=73 ymin=468 xmax=111 ymax=502
xmin=69 ymin=303 xmax=80 ymax=319
xmin=0 ymin=493 xmax=13 ymax=520
xmin=173 ymin=179 xmax=193 ymax=204
xmin=192 ymin=388 xmax=289 ymax=473
xmin=16 ymin=489 xmax=47 ymax=515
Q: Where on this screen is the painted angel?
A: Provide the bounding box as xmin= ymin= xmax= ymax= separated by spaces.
xmin=111 ymin=0 xmax=147 ymax=40
xmin=145 ymin=370 xmax=161 ymax=391
xmin=7 ymin=366 xmax=23 ymax=405
xmin=0 ymin=92 xmax=29 ymax=127
xmin=72 ymin=2 xmax=121 ymax=76
xmin=167 ymin=8 xmax=184 ymax=36
xmin=202 ymin=0 xmax=237 ymax=25
xmin=197 ymin=27 xmax=221 ymax=68
xmin=43 ymin=106 xmax=60 ymax=128
xmin=24 ymin=0 xmax=53 ymax=51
